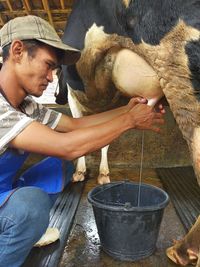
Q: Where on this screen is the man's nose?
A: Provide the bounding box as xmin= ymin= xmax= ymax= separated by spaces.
xmin=47 ymin=69 xmax=54 ymax=83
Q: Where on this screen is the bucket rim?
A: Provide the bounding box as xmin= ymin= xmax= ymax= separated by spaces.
xmin=87 ymin=181 xmax=169 ymax=212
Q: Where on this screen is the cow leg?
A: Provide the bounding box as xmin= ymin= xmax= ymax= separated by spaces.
xmin=73 ymin=156 xmax=86 ymax=182
xmin=67 ymin=85 xmax=86 ymax=182
xmin=197 ymin=255 xmax=200 ymax=267
xmin=166 ymin=215 xmax=200 ymax=266
xmin=97 ymin=145 xmax=110 ymax=184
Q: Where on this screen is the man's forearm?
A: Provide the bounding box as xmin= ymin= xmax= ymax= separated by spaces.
xmin=56 ymin=98 xmax=150 ymax=133
xmin=56 ymin=105 xmax=128 ymax=132
xmin=10 ymin=112 xmax=132 ymax=160
xmin=60 ymin=112 xmax=132 ymax=159
xmin=75 ymin=105 xmax=128 ymax=128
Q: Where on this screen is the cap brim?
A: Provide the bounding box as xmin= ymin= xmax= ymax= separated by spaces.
xmin=38 ymin=38 xmax=81 ymax=65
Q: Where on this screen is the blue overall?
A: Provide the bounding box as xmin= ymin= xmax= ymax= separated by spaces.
xmin=0 ymin=149 xmax=74 ymax=207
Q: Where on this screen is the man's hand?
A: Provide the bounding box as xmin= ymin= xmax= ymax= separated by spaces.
xmin=127 ymin=97 xmax=165 ymax=114
xmin=128 ymin=102 xmax=165 ymax=133
xmin=126 ymin=97 xmax=148 ymax=110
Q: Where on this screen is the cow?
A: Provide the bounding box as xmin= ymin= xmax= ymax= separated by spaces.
xmin=75 ymin=22 xmax=200 ymax=266
xmin=57 ymin=1 xmax=200 ymax=265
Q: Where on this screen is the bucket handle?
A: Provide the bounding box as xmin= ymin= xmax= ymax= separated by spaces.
xmin=91 ymin=181 xmax=132 ymax=208
xmin=91 ymin=196 xmax=132 ymax=208
xmin=91 ymin=181 xmax=128 ymax=198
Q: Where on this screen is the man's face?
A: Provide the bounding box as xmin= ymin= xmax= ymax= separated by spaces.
xmin=16 ymin=44 xmax=59 ymax=97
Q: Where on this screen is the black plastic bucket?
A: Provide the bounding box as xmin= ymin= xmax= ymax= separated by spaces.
xmin=88 ymin=181 xmax=169 ymax=261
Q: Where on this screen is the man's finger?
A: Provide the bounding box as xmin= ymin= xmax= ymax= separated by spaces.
xmin=154 ymin=113 xmax=164 ymax=119
xmin=153 ymin=118 xmax=165 ymax=125
xmin=151 ymin=126 xmax=162 ymax=133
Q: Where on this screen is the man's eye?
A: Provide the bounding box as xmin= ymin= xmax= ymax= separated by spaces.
xmin=47 ymin=63 xmax=57 ymax=71
xmin=46 ymin=63 xmax=51 ymax=69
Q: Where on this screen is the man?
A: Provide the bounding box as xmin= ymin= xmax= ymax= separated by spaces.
xmin=0 ymin=15 xmax=164 ymax=267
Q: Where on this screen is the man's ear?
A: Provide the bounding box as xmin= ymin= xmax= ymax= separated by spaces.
xmin=10 ymin=40 xmax=25 ymax=62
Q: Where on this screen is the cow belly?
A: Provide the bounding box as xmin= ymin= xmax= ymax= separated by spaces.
xmin=112 ymin=49 xmax=163 ymax=103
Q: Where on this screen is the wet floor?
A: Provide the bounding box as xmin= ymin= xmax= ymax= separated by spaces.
xmin=59 ymin=167 xmax=188 ymax=267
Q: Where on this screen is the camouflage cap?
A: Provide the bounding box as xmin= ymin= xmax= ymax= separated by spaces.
xmin=0 ymin=15 xmax=80 ymax=65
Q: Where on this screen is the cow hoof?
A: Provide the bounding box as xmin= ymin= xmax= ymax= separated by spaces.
xmin=166 ymin=246 xmax=188 ymax=266
xmin=97 ymin=174 xmax=110 ymax=184
xmin=72 ymin=171 xmax=86 ymax=182
xmin=166 ymin=246 xmax=198 ymax=266
xmin=187 ymin=249 xmax=198 ymax=265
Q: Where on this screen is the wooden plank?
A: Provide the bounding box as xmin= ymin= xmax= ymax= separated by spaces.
xmin=0 ymin=14 xmax=4 ymax=25
xmin=0 ymin=9 xmax=71 ymax=16
xmin=60 ymin=0 xmax=65 ymax=9
xmin=0 ymin=10 xmax=27 ymax=16
xmin=23 ymin=0 xmax=31 ymax=14
xmin=5 ymin=0 xmax=13 ymax=11
xmin=42 ymin=0 xmax=54 ymax=26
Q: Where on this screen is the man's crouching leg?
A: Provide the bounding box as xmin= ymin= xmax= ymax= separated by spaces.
xmin=0 ymin=187 xmax=52 ymax=267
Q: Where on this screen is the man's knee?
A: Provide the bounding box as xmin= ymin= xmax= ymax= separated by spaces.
xmin=0 ymin=187 xmax=52 ymax=266
xmin=8 ymin=187 xmax=51 ymax=231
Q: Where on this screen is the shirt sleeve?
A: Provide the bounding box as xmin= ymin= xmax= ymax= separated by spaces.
xmin=21 ymin=96 xmax=62 ymax=129
xmin=0 ymin=95 xmax=34 ymax=154
xmin=0 ymin=95 xmax=62 ymax=154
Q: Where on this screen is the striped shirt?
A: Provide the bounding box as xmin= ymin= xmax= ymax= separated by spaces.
xmin=0 ymin=93 xmax=62 ymax=154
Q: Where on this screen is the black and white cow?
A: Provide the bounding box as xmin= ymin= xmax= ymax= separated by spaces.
xmin=57 ymin=1 xmax=200 ymax=265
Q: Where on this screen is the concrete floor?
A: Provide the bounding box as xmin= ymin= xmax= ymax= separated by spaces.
xmin=59 ymin=167 xmax=188 ymax=267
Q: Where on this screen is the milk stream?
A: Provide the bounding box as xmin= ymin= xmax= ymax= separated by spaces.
xmin=137 ymin=101 xmax=156 ymax=206
xmin=137 ymin=130 xmax=145 ymax=207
